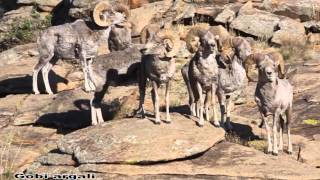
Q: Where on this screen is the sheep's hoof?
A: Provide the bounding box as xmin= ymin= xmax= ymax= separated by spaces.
xmin=210 ymin=121 xmax=220 ymax=127
xmin=287 ymin=151 xmax=292 ymax=155
xmin=266 ymin=150 xmax=272 ymax=154
xmin=272 ymin=152 xmax=278 ymax=156
xmin=197 ymin=122 xmax=204 ymax=127
xmin=34 ymin=92 xmax=40 ymax=95
xmin=163 ymin=120 xmax=171 ymax=124
xmin=154 ymin=121 xmax=161 ymax=125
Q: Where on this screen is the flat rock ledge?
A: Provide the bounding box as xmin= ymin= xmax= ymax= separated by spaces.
xmin=26 ymin=142 xmax=320 ymax=179
xmin=57 ymin=113 xmax=225 ymax=164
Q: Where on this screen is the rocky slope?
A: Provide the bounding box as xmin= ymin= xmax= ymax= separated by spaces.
xmin=0 ymin=0 xmax=320 ymax=179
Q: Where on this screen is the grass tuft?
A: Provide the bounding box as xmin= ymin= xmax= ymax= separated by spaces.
xmin=303 ymin=119 xmax=320 ymax=126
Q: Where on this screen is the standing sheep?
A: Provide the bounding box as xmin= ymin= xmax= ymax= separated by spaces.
xmin=136 ymin=30 xmax=180 ymax=124
xmin=33 ymin=1 xmax=132 ymax=94
xmin=244 ymin=52 xmax=292 ymax=155
xmin=183 ymin=27 xmax=220 ymax=127
xmin=216 ymin=37 xmax=252 ymax=130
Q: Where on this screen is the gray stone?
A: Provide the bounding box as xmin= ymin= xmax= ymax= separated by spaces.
xmin=17 ymin=0 xmax=62 ymax=7
xmin=230 ymin=7 xmax=280 ymax=39
xmin=215 ymin=8 xmax=236 ymax=24
xmin=271 ymin=18 xmax=307 ymax=46
xmin=58 ymin=113 xmax=225 ymax=164
xmin=262 ymin=0 xmax=320 ymax=21
xmin=36 ymin=153 xmax=76 ymax=166
xmin=76 ymin=142 xmax=320 ymax=179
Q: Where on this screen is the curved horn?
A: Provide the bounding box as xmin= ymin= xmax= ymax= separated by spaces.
xmin=185 ymin=25 xmax=209 ymax=53
xmin=157 ymin=30 xmax=180 ymax=58
xmin=267 ymin=52 xmax=285 ymax=79
xmin=231 ymin=37 xmax=243 ymax=48
xmin=244 ymin=53 xmax=265 ymax=82
xmin=113 ymin=4 xmax=130 ymax=19
xmin=93 ymin=1 xmax=113 ymax=27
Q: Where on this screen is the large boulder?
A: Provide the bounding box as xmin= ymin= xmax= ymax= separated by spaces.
xmin=230 ymin=4 xmax=280 ymax=39
xmin=304 ymin=21 xmax=320 ymax=33
xmin=129 ymin=0 xmax=172 ymax=36
xmin=262 ymin=0 xmax=320 ymax=21
xmin=271 ymin=18 xmax=307 ymax=46
xmin=26 ymin=142 xmax=320 ymax=179
xmin=17 ymin=0 xmax=62 ymax=12
xmin=57 ymin=113 xmax=225 ymax=164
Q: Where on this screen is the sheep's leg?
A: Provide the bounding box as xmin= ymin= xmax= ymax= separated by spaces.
xmin=42 ymin=62 xmax=54 ymax=95
xmin=196 ymin=102 xmax=200 ymax=118
xmin=86 ymin=58 xmax=96 ymax=91
xmin=152 ymin=81 xmax=161 ymax=124
xmin=81 ymin=57 xmax=94 ymax=92
xmin=211 ymin=84 xmax=219 ymax=127
xmin=136 ymin=68 xmax=147 ymax=118
xmin=33 ymin=61 xmax=48 ymax=94
xmin=90 ymin=84 xmax=108 ymax=125
xmin=181 ymin=64 xmax=196 ymax=116
xmin=225 ymin=95 xmax=234 ymax=130
xmin=196 ymin=82 xmax=204 ymax=127
xmin=272 ymin=112 xmax=279 ymax=155
xmin=204 ymin=91 xmax=210 ymax=122
xmin=261 ymin=113 xmax=272 ymax=154
xmin=286 ymin=106 xmax=293 ymax=154
xmin=278 ymin=115 xmax=285 ymax=152
xmin=217 ymin=90 xmax=225 ymax=127
xmin=164 ymin=81 xmax=171 ymax=123
xmin=90 ymin=98 xmax=98 ymax=125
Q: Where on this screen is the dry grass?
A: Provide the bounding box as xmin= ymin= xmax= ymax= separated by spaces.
xmin=0 ymin=132 xmax=21 ymax=180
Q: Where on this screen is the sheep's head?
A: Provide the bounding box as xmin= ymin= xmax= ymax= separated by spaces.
xmin=93 ymin=2 xmax=130 ymax=27
xmin=185 ymin=25 xmax=209 ymax=53
xmin=195 ymin=30 xmax=221 ymax=60
xmin=244 ymin=52 xmax=285 ymax=82
xmin=143 ymin=30 xmax=180 ymax=58
xmin=109 ymin=21 xmax=132 ymax=51
xmin=231 ymin=37 xmax=252 ymax=62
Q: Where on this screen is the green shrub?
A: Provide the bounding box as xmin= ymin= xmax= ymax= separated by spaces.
xmin=0 ymin=10 xmax=52 ymax=52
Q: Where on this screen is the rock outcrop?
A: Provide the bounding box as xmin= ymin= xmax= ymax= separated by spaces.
xmin=57 ymin=114 xmax=225 ymax=164
xmin=262 ymin=0 xmax=320 ymax=21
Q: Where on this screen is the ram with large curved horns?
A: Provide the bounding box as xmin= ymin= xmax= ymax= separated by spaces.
xmin=136 ymin=30 xmax=180 ymax=124
xmin=181 ymin=26 xmax=221 ymax=127
xmin=244 ymin=52 xmax=293 ymax=155
xmin=33 ymin=1 xmax=132 ymax=94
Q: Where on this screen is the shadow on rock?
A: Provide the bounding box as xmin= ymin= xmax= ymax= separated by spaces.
xmin=167 ymin=105 xmax=191 ymax=115
xmin=51 ymin=0 xmax=74 ymax=26
xmin=226 ymin=122 xmax=261 ymax=144
xmin=0 ymin=71 xmax=68 ymax=97
xmin=36 ymin=99 xmax=121 ymax=135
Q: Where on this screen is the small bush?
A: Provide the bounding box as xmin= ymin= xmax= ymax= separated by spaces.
xmin=0 ymin=10 xmax=52 ymax=52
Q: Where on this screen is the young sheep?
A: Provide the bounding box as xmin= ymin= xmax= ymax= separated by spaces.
xmin=216 ymin=37 xmax=252 ymax=130
xmin=136 ymin=30 xmax=180 ymax=124
xmin=33 ymin=2 xmax=132 ymax=95
xmin=86 ymin=44 xmax=145 ymax=125
xmin=244 ymin=52 xmax=292 ymax=155
xmin=183 ymin=27 xmax=220 ymax=127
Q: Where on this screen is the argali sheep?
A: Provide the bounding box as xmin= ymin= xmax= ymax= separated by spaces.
xmin=244 ymin=52 xmax=292 ymax=155
xmin=183 ymin=26 xmax=220 ymax=127
xmin=216 ymin=37 xmax=252 ymax=130
xmin=136 ymin=30 xmax=180 ymax=124
xmin=86 ymin=44 xmax=145 ymax=125
xmin=33 ymin=1 xmax=132 ymax=95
